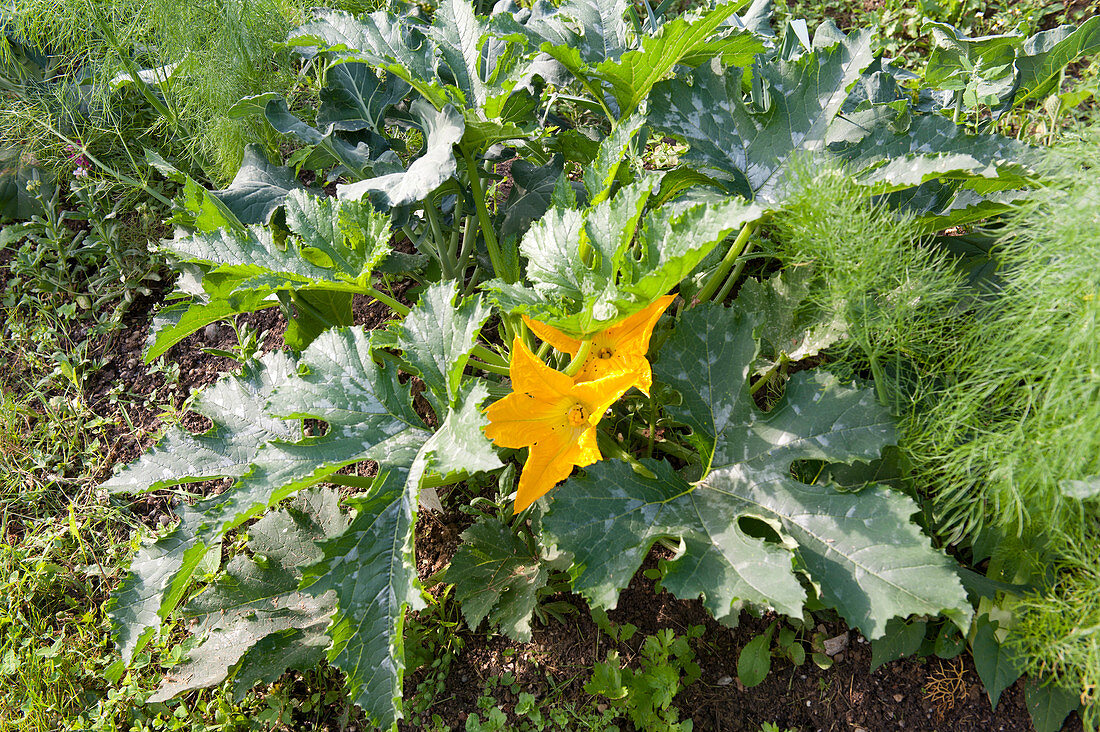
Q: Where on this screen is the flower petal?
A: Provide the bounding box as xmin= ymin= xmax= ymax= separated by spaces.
xmin=603 ymin=294 xmax=676 ymax=356
xmin=513 ymin=426 xmax=599 ymax=512
xmin=523 ymin=315 xmax=582 ymax=356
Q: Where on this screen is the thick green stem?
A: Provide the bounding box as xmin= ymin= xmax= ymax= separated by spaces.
xmin=470 ymin=344 xmax=509 ymax=369
xmin=750 ymin=355 xmax=787 ymax=396
xmin=424 ymin=204 xmax=455 ymax=278
xmin=714 ymin=241 xmax=756 ymax=303
xmin=460 ymin=145 xmax=510 ymax=282
xmin=596 ymin=430 xmax=656 ymax=479
xmin=448 ymin=198 xmax=465 ymax=263
xmin=563 ymin=340 xmax=593 ymax=377
xmin=469 ymin=358 xmax=510 ymax=377
xmin=364 ymin=286 xmax=410 ymax=316
xmin=695 ymin=220 xmax=759 ymax=304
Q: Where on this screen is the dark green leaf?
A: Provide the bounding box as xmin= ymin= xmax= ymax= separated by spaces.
xmin=440 ymin=517 xmax=548 ymax=642
xmin=650 ymin=24 xmax=874 ymax=202
xmin=544 ymin=304 xmax=970 ymax=637
xmin=149 ymin=489 xmax=348 ymax=702
xmin=869 ymin=617 xmax=926 ymax=671
xmin=737 ymin=623 xmax=774 ymax=687
xmin=971 ymin=614 xmax=1023 ymax=709
xmin=318 ymin=61 xmax=409 ymax=132
xmin=300 ymin=469 xmax=424 ymax=730
xmin=210 ymin=145 xmax=310 ymax=226
xmin=1025 ymin=679 xmax=1080 ymax=732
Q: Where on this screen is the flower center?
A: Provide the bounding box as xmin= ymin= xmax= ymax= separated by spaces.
xmin=596 ymin=347 xmax=614 ymax=359
xmin=566 ymin=403 xmax=587 ymax=427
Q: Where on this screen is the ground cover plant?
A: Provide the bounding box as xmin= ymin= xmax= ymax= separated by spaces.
xmin=2 ymin=0 xmax=1100 ymax=729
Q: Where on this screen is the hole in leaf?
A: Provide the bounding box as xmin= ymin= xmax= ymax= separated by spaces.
xmin=737 ymin=516 xmax=782 ymax=544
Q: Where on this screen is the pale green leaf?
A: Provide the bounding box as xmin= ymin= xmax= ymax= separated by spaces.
xmin=735 ymin=269 xmax=845 ymax=374
xmin=289 ymin=10 xmax=448 ymax=109
xmin=337 ymin=101 xmax=464 ymax=208
xmin=593 ymin=2 xmax=764 ymax=114
xmin=102 ymin=353 xmax=298 ymax=494
xmin=149 ymin=489 xmax=348 ymax=702
xmin=391 ymin=282 xmax=492 ymax=413
xmin=408 ymin=381 xmax=502 ymax=492
xmin=300 ymin=469 xmax=425 ymax=730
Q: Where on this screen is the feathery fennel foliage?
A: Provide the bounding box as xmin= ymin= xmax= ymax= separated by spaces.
xmin=0 ymin=0 xmax=383 ymax=183
xmin=908 ymin=129 xmax=1100 ymax=544
xmin=764 ymin=158 xmax=968 ymax=415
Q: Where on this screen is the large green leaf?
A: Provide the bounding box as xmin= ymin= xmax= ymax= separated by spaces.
xmin=546 ymin=1 xmax=764 ymax=119
xmin=923 ymin=18 xmax=1100 ymax=114
xmin=149 ymin=489 xmax=348 ymax=702
xmin=317 ymin=61 xmax=410 ymax=133
xmin=102 ymin=353 xmax=298 ymax=494
xmin=428 ymin=0 xmax=490 ymax=106
xmin=209 ymin=145 xmax=310 ymax=226
xmin=106 ymin=506 xmax=210 ymax=663
xmin=148 ymin=191 xmax=392 ymax=358
xmin=499 ymin=155 xmax=564 ymax=240
xmin=110 ymin=329 xmax=430 ymax=667
xmin=407 ymin=380 xmax=502 ymax=492
xmin=389 ymin=282 xmax=492 ymax=414
xmin=487 ymin=182 xmax=765 ymax=337
xmin=735 ymin=269 xmax=844 ymax=375
xmin=542 ymin=303 xmax=971 ymax=638
xmin=439 ymin=516 xmax=548 ymax=642
xmin=834 ymin=113 xmax=1033 ymax=194
xmin=1014 ymin=17 xmax=1100 ymax=108
xmin=289 ymin=10 xmax=448 ymax=110
xmin=650 ymin=24 xmax=874 ymax=202
xmin=300 ymin=468 xmax=425 ymax=730
xmin=553 ymin=0 xmax=631 ymax=66
xmin=337 ymin=101 xmax=464 ymax=207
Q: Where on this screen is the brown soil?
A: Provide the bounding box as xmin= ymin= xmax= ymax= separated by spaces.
xmin=402 ymin=514 xmax=1080 ymax=732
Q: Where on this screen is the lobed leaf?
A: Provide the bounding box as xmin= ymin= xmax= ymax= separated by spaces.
xmin=149 ymin=489 xmax=348 ymax=702
xmin=440 ymin=517 xmax=548 ymax=642
xmin=300 ymin=469 xmax=425 ymax=730
xmin=543 ymin=303 xmax=971 ymax=638
xmin=650 ymin=24 xmax=874 ymax=202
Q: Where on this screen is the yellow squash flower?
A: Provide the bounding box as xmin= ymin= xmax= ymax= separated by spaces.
xmin=523 ymin=294 xmax=676 ymax=395
xmin=484 ymin=337 xmax=636 ymax=513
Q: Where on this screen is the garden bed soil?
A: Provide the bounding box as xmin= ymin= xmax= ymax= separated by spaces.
xmin=85 ymin=287 xmax=1079 ymax=732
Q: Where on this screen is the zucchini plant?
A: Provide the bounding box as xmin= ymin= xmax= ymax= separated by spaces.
xmin=104 ymin=0 xmax=1097 ymax=726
